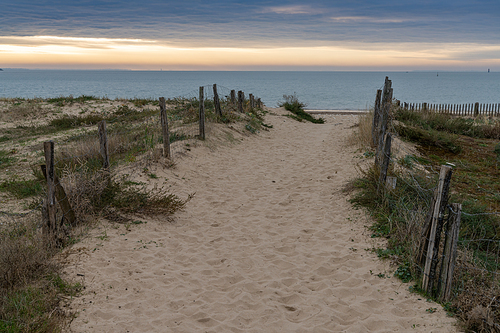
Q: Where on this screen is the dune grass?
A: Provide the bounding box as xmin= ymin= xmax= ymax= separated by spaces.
xmin=351 ymin=108 xmax=500 ymax=331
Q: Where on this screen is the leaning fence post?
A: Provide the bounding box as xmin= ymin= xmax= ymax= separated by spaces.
xmin=238 ymin=91 xmax=244 ymax=113
xmin=213 ymin=84 xmax=222 ymax=117
xmin=98 ymin=120 xmax=109 ymax=170
xmin=372 ymin=89 xmax=382 ymax=147
xmin=159 ymin=97 xmax=171 ymax=159
xmin=438 ymin=203 xmax=461 ymax=302
xmin=422 ymin=165 xmax=453 ymax=293
xmin=43 ymin=141 xmax=57 ymax=238
xmin=199 ymin=86 xmax=205 ymax=140
xmin=41 ymin=164 xmax=76 ymax=227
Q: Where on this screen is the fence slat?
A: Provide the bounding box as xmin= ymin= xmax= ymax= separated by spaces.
xmin=422 ymin=165 xmax=453 ymax=293
xmin=438 ymin=203 xmax=461 ymax=302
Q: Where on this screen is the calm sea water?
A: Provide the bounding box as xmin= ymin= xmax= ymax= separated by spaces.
xmin=1 ymin=70 xmax=498 ymax=110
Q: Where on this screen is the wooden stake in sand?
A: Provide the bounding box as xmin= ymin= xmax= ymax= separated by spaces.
xmin=238 ymin=91 xmax=244 ymax=113
xmin=41 ymin=164 xmax=76 ymax=227
xmin=159 ymin=97 xmax=171 ymax=159
xmin=213 ymin=84 xmax=222 ymax=117
xmin=199 ymin=86 xmax=206 ymax=140
xmin=372 ymin=89 xmax=382 ymax=147
xmin=43 ymin=141 xmax=57 ymax=237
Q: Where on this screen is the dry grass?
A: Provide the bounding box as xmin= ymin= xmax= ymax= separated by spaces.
xmin=0 ymin=215 xmax=78 ymax=332
xmin=348 ymin=111 xmax=374 ymax=148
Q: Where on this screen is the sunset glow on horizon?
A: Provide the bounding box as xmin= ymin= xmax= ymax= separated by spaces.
xmin=2 ymin=1 xmax=499 ymax=71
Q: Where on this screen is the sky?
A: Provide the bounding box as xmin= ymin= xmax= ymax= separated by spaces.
xmin=1 ymin=0 xmax=500 ymax=70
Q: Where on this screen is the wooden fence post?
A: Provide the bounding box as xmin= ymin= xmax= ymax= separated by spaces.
xmin=98 ymin=121 xmax=109 ymax=170
xmin=238 ymin=91 xmax=244 ymax=113
xmin=40 ymin=164 xmax=76 ymax=227
xmin=249 ymin=94 xmax=255 ymax=109
xmin=199 ymin=86 xmax=205 ymax=140
xmin=43 ymin=141 xmax=57 ymax=238
xmin=421 ymin=165 xmax=453 ymax=293
xmin=438 ymin=203 xmax=461 ymax=302
xmin=474 ymin=102 xmax=479 ymax=117
xmin=230 ymin=90 xmax=236 ymax=105
xmin=159 ymin=97 xmax=171 ymax=159
xmin=213 ymin=84 xmax=222 ymax=117
xmin=378 ymin=133 xmax=392 ymax=193
xmin=375 ymin=77 xmax=392 ymax=167
xmin=372 ymin=89 xmax=382 ymax=147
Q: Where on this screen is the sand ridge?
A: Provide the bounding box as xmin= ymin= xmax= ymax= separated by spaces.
xmin=65 ymin=108 xmax=457 ymax=332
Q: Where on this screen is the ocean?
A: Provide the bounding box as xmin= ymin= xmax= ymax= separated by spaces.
xmin=1 ymin=70 xmax=498 ymax=110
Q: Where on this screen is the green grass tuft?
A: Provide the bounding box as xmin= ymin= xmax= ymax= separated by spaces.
xmin=279 ymin=94 xmax=324 ymax=124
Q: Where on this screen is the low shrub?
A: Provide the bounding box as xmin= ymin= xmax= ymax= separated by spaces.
xmin=279 ymin=94 xmax=324 ymax=124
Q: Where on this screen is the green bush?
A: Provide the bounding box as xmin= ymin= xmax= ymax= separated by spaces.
xmin=278 ymin=94 xmax=324 ymax=124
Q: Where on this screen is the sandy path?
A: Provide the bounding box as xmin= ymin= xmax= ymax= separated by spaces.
xmin=66 ymin=109 xmax=457 ymax=332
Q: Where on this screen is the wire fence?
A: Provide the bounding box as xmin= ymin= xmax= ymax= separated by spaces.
xmin=370 ymin=77 xmax=500 ymax=328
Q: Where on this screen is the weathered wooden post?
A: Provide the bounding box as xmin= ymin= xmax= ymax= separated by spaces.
xmin=40 ymin=164 xmax=76 ymax=227
xmin=421 ymin=165 xmax=453 ymax=293
xmin=372 ymin=89 xmax=382 ymax=147
xmin=438 ymin=203 xmax=461 ymax=302
xmin=378 ymin=133 xmax=392 ymax=193
xmin=375 ymin=77 xmax=392 ymax=167
xmin=199 ymin=86 xmax=205 ymax=140
xmin=98 ymin=120 xmax=109 ymax=170
xmin=249 ymin=94 xmax=255 ymax=109
xmin=213 ymin=84 xmax=222 ymax=117
xmin=43 ymin=141 xmax=57 ymax=238
xmin=159 ymin=97 xmax=171 ymax=159
xmin=238 ymin=91 xmax=244 ymax=113
xmin=230 ymin=90 xmax=236 ymax=105
xmin=474 ymin=102 xmax=480 ymax=117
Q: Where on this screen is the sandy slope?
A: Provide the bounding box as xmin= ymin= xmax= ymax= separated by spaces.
xmin=66 ymin=108 xmax=457 ymax=332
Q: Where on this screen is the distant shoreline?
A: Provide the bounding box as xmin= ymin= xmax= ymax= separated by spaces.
xmin=304 ymin=109 xmax=369 ymax=115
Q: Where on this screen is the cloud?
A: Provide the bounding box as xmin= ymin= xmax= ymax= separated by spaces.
xmin=260 ymin=5 xmax=321 ymax=15
xmin=330 ymin=16 xmax=407 ymax=24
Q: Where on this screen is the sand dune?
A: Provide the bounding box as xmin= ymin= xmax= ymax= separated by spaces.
xmin=65 ymin=108 xmax=457 ymax=332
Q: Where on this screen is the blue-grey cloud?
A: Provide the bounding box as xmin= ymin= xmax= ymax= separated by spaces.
xmin=2 ymin=1 xmax=500 ymax=46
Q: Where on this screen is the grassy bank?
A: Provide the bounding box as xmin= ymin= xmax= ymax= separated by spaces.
xmin=350 ymin=107 xmax=500 ymax=332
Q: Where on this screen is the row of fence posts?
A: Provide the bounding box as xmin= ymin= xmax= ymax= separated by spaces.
xmin=371 ymin=77 xmax=462 ymax=302
xmin=402 ymin=102 xmax=500 ymax=117
xmin=41 ymin=84 xmax=261 ymax=238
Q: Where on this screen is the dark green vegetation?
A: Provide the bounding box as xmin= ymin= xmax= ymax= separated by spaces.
xmin=0 ymin=178 xmax=44 ymax=199
xmin=0 ymin=218 xmax=82 ymax=332
xmin=352 ymin=107 xmax=500 ymax=331
xmin=279 ymin=94 xmax=325 ymax=124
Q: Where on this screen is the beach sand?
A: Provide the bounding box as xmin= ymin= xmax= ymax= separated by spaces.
xmin=65 ymin=108 xmax=457 ymax=332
